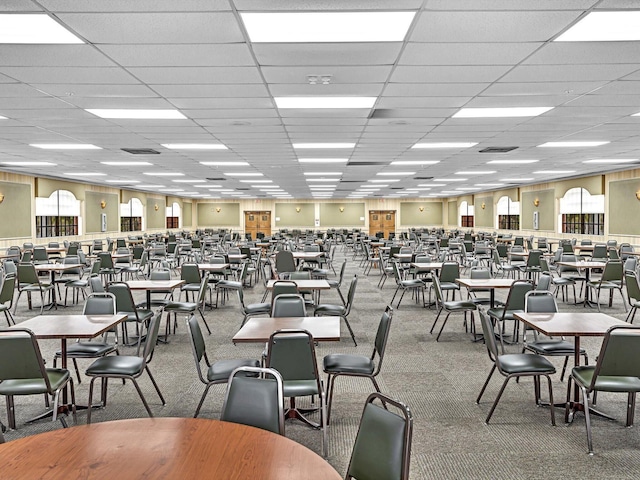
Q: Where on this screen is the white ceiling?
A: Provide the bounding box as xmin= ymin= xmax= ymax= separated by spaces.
xmin=0 ymin=0 xmax=640 ymax=200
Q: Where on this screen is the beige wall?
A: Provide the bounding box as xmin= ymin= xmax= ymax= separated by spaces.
xmin=197 ymin=202 xmax=240 ymax=227
xmin=35 ymin=177 xmax=86 ymax=201
xmin=183 ymin=202 xmax=192 ymax=227
xmin=447 ymin=201 xmax=457 ymax=226
xmin=275 ymin=203 xmax=315 ymax=228
xmin=0 ymin=181 xmax=32 ymax=239
xmin=85 ymin=191 xmax=119 ymax=233
xmin=474 ymin=196 xmax=494 ymax=228
xmin=319 ymin=203 xmax=364 ymax=227
xmin=147 ymin=196 xmax=166 ymax=229
xmin=609 ymin=178 xmax=640 ymax=235
xmin=521 ymin=189 xmax=555 ymax=232
xmin=400 ymin=202 xmax=443 ymax=226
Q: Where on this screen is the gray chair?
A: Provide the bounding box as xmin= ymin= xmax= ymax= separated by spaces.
xmin=180 ymin=263 xmax=202 ymax=302
xmin=314 ymin=274 xmax=358 ymax=346
xmin=488 ymin=279 xmax=534 ymax=350
xmin=0 ymin=328 xmax=76 ymax=430
xmin=430 ymin=275 xmax=477 ymax=342
xmin=15 ymin=262 xmax=53 ymax=314
xmin=0 ymin=274 xmax=16 ymax=326
xmin=345 ymin=392 xmax=413 ymax=480
xmin=237 ymin=287 xmax=271 ymax=328
xmin=266 ymin=329 xmax=327 ymax=457
xmin=220 ymin=366 xmax=284 ymax=435
xmin=476 ymin=309 xmax=556 ymax=425
xmin=86 ymin=311 xmax=165 ymax=424
xmin=390 ymin=262 xmax=424 ymax=309
xmin=186 ymin=315 xmax=259 ymax=418
xmin=586 ymin=260 xmax=626 ymax=312
xmin=163 ymin=276 xmax=211 ymax=336
xmin=625 ymin=272 xmax=640 ymax=323
xmin=323 ymin=306 xmax=393 ymax=424
xmin=275 ymin=250 xmax=296 ymax=277
xmin=272 ymin=293 xmax=306 ymax=317
xmin=566 ymin=325 xmax=640 ymax=454
xmin=106 ymin=282 xmax=153 ymax=354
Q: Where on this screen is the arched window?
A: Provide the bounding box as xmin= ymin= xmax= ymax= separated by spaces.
xmin=120 ymin=198 xmax=143 ymax=232
xmin=35 ymin=190 xmax=80 ymax=238
xmin=459 ymin=201 xmax=474 ymax=227
xmin=559 ymin=187 xmax=604 ymax=235
xmin=166 ymin=202 xmax=181 ymax=229
xmin=496 ymin=196 xmax=520 ymax=230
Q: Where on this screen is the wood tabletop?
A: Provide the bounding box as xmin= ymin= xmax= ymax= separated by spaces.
xmin=266 ymin=279 xmax=330 ymax=290
xmin=513 ymin=312 xmax=628 ymax=337
xmin=8 ymin=314 xmax=127 ymax=339
xmin=410 ymin=262 xmax=443 ymax=269
xmin=0 ymin=417 xmax=342 ymax=480
xmin=456 ymin=278 xmax=516 ymax=289
xmin=126 ymin=279 xmax=185 ymax=291
xmin=34 ymin=263 xmax=84 ymax=272
xmin=291 ymin=251 xmax=324 ymax=259
xmin=197 ymin=263 xmax=230 ymax=271
xmin=233 ymin=316 xmax=341 ymax=343
xmin=555 ymin=261 xmax=607 ymax=269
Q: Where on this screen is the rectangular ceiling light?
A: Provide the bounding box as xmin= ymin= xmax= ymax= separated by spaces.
xmin=143 ymin=172 xmax=184 ymax=176
xmin=0 ymin=115 xmax=6 ymax=119
xmin=453 ymin=107 xmax=553 ymax=118
xmin=2 ymin=161 xmax=56 ymax=166
xmin=0 ymin=14 xmax=83 ymax=44
xmin=31 ymin=143 xmax=101 ymax=150
xmin=370 ymin=179 xmax=399 ymax=183
xmin=163 ymin=144 xmax=227 ymax=150
xmin=224 ymin=172 xmax=263 ymax=176
xmin=377 ymin=172 xmax=416 ymax=176
xmin=194 ymin=184 xmax=222 ymax=188
xmin=306 ymin=178 xmax=340 ymax=182
xmin=583 ymin=159 xmax=637 ymax=164
xmin=487 ymin=160 xmax=538 ymax=164
xmin=556 ymin=12 xmax=640 ymax=42
xmin=304 ymin=172 xmax=342 ymax=176
xmin=412 ymin=142 xmax=477 ymax=149
xmin=201 ymin=161 xmax=249 ymax=166
xmin=275 ymin=97 xmax=376 ymax=109
xmin=101 ymin=161 xmax=152 ymax=166
xmin=86 ymin=109 xmax=186 ymax=119
xmin=538 ymin=141 xmax=609 ymax=147
xmin=298 ymin=158 xmax=349 ymax=163
xmin=293 ymin=143 xmax=355 ymax=149
xmin=456 ymin=171 xmax=496 ymax=175
xmin=390 ymin=160 xmax=440 ymax=165
xmin=158 ymin=188 xmax=184 ymax=192
xmin=241 ymin=12 xmax=414 ymax=42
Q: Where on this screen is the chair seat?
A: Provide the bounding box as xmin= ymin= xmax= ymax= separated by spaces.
xmin=572 ymin=366 xmax=640 ymax=393
xmin=164 ymin=301 xmax=197 ymax=312
xmin=327 ymin=279 xmax=340 ymax=288
xmin=86 ymin=355 xmax=143 ymax=376
xmin=121 ymin=309 xmax=153 ymax=323
xmin=552 ymin=277 xmax=575 ymax=285
xmin=323 ymin=354 xmax=374 ymax=375
xmin=181 ymin=285 xmax=201 ymax=292
xmin=315 ymin=304 xmax=346 ymax=316
xmin=525 ymin=340 xmax=585 ymax=356
xmin=217 ymin=280 xmax=241 ymax=290
xmin=496 ymin=353 xmax=555 ymax=375
xmin=487 ymin=307 xmax=521 ymax=321
xmin=283 ymin=379 xmax=320 ymax=398
xmin=207 ymin=358 xmax=260 ymax=382
xmin=21 ymin=283 xmax=52 ymax=291
xmin=587 ymin=280 xmax=621 ymax=289
xmin=400 ymin=279 xmax=424 ymax=288
xmin=64 ymin=279 xmax=88 ymax=288
xmin=246 ymin=302 xmax=271 ymax=314
xmin=443 ymin=300 xmax=477 ymax=311
xmin=0 ymin=369 xmax=70 ymax=395
xmin=58 ymin=342 xmax=116 ymax=358
xmin=440 ymin=282 xmax=460 ymax=291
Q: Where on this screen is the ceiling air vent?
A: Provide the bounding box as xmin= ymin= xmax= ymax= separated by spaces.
xmin=479 ymin=146 xmax=518 ymax=154
xmin=121 ymin=148 xmax=160 ymax=155
xmin=236 ymin=188 xmax=249 ymax=191
xmin=206 ymin=177 xmax=226 ymax=181
xmin=340 ymin=180 xmax=366 ymax=183
xmin=391 ymin=187 xmax=403 ymax=190
xmin=413 ymin=176 xmax=433 ymax=180
xmin=347 ymin=162 xmax=387 ymax=166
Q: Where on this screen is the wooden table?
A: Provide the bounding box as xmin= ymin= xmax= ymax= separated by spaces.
xmin=456 ymin=278 xmax=515 ymax=308
xmin=0 ymin=417 xmax=342 ymax=479
xmin=126 ymin=279 xmax=185 ymax=309
xmin=233 ymin=316 xmax=341 ymax=344
xmin=555 ymin=260 xmax=606 ymax=306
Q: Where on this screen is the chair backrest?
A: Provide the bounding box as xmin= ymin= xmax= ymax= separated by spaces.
xmin=337 ymin=260 xmax=347 ymax=286
xmin=220 ymin=366 xmax=285 ymax=435
xmin=601 ymin=261 xmax=623 ymax=282
xmin=106 ymin=282 xmax=137 ymax=316
xmin=588 ymin=325 xmax=640 ymax=392
xmin=504 ymin=280 xmax=534 ymax=311
xmin=470 ymin=267 xmax=491 ymax=280
xmin=266 ymin=329 xmax=320 ymax=387
xmin=432 ymin=274 xmax=445 ymax=305
xmin=627 ymin=272 xmax=640 ymax=303
xmin=17 ymin=262 xmax=39 ymax=285
xmin=83 ymin=292 xmax=116 ymax=315
xmin=141 ymin=311 xmax=162 ymax=364
xmin=98 ymin=252 xmax=115 ymax=269
xmin=608 ymin=247 xmax=620 ymax=260
xmin=271 ymin=281 xmax=298 ymax=303
xmin=271 ymin=294 xmax=306 ymax=317
xmin=0 ymin=328 xmax=53 ymax=392
xmin=344 ymin=275 xmax=359 ymax=315
xmin=439 ymin=262 xmax=459 ymax=283
xmin=478 ymin=309 xmax=500 ymax=364
xmin=526 ymin=250 xmax=542 ymax=267
xmin=592 ymin=244 xmax=607 ymax=259
xmin=149 ymin=268 xmax=171 ymax=281
xmin=345 ymin=392 xmax=413 ymax=480
xmin=558 ymin=255 xmax=579 ymax=274
xmin=524 ymin=290 xmax=558 ymax=313
xmin=0 ymin=274 xmax=15 ymax=307
xmin=181 ymin=263 xmax=201 ymax=283
xmin=289 ymin=270 xmax=310 ymax=281
xmin=539 ymin=257 xmax=550 ymax=274
xmin=186 ymin=315 xmax=209 ymax=385
xmin=536 ymin=273 xmax=552 ymax=291
xmin=372 ymin=306 xmax=393 ymax=374
xmin=275 ymin=250 xmax=296 ymax=274
xmin=624 ymin=257 xmax=637 ymax=274
xmin=89 ymin=275 xmax=105 ymax=293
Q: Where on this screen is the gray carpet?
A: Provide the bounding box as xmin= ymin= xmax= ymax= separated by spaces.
xmin=4 ymin=249 xmax=640 ymax=479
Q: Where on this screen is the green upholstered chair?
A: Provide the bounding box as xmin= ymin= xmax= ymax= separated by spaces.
xmin=390 ymin=262 xmax=424 ymax=309
xmin=163 ymin=276 xmax=211 ymax=336
xmin=97 ymin=252 xmax=120 ymax=283
xmin=15 ymin=262 xmax=53 ymax=315
xmin=274 ymin=250 xmax=296 ymax=277
xmin=187 ymin=315 xmax=259 ymax=418
xmin=0 ymin=328 xmax=76 ymax=430
xmin=323 ymin=306 xmax=393 ymax=424
xmin=266 ymin=329 xmax=327 ymax=457
xmin=625 ymin=272 xmax=640 ymax=323
xmin=430 ymin=274 xmax=477 ymax=342
xmin=180 ymin=263 xmax=202 ymax=302
xmin=438 ymin=261 xmax=461 ymax=300
xmin=586 ymin=260 xmax=627 ymax=312
xmin=488 ymin=279 xmax=534 ymax=351
xmin=0 ymin=274 xmax=16 ymax=326
xmin=272 ymin=293 xmax=306 ymax=317
xmin=237 ymin=287 xmax=271 ymax=328
xmin=314 ymin=274 xmax=358 ymax=346
xmin=522 ymin=290 xmax=588 ymax=381
xmin=220 ymin=366 xmax=284 ymax=435
xmin=85 ymin=311 xmax=165 ymax=424
xmin=106 ymin=282 xmax=153 ymax=354
xmin=566 ymin=325 xmax=640 ymax=454
xmin=345 ymin=392 xmax=413 ymax=480
xmin=476 ymin=309 xmax=556 ymax=425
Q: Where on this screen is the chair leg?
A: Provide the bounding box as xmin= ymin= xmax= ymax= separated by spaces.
xmin=145 ymin=366 xmax=166 ymax=405
xmin=198 ymin=309 xmax=211 ymax=335
xmin=436 ymin=312 xmax=452 ymax=342
xmin=580 ymin=385 xmax=595 ymax=454
xmin=194 ymin=384 xmax=213 ymax=418
xmin=560 ymin=356 xmax=569 ymax=382
xmin=325 ymin=373 xmax=336 ymax=425
xmin=130 ymin=378 xmax=154 ymax=417
xmin=87 ymin=377 xmax=98 ymax=424
xmin=476 ymin=364 xmax=497 ymax=404
xmin=485 ymin=376 xmax=513 ymax=424
xmin=342 ymin=315 xmax=357 ymax=346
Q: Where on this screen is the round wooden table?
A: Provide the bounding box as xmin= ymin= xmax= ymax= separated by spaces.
xmin=0 ymin=417 xmax=342 ymax=479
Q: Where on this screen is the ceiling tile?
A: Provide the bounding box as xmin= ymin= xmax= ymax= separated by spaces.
xmin=98 ymin=44 xmax=255 ymax=67
xmin=252 ymin=43 xmax=402 ymax=66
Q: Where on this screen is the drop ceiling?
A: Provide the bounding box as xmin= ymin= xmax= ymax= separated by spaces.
xmin=0 ymin=0 xmax=639 ymax=200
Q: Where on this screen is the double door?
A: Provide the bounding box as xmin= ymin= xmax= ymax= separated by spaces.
xmin=368 ymin=210 xmax=396 ymax=239
xmin=244 ymin=211 xmax=271 ymax=240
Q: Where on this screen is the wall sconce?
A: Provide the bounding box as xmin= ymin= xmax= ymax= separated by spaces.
xmin=339 ymin=206 xmax=345 ymax=213
xmin=295 ymin=207 xmax=301 ymax=213
xmin=481 ymin=202 xmax=486 ymax=210
xmin=154 ymin=204 xmax=159 ymax=211
xmin=0 ymin=193 xmax=4 ymax=204
xmin=216 ymin=207 xmax=221 ymax=213
xmin=533 ymin=198 xmax=540 ymax=207
xmin=418 ymin=206 xmax=424 ymax=212
xmin=636 ymin=190 xmax=640 ymax=201
xmin=100 ymin=200 xmax=107 ymax=209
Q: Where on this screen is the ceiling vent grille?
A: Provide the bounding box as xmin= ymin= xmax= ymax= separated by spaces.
xmin=206 ymin=177 xmax=226 ymax=181
xmin=479 ymin=146 xmax=518 ymax=153
xmin=347 ymin=162 xmax=387 ymax=166
xmin=121 ymin=148 xmax=160 ymax=155
xmin=413 ymin=176 xmax=433 ymax=180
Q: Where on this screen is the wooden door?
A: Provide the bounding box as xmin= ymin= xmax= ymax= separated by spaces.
xmin=244 ymin=211 xmax=271 ymax=240
xmin=369 ymin=210 xmax=395 ymax=239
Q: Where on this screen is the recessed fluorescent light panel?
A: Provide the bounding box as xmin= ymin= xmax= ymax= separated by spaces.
xmin=31 ymin=144 xmax=100 ymax=150
xmin=240 ymin=180 xmax=271 ymax=183
xmin=0 ymin=14 xmax=83 ymax=44
xmin=538 ymin=141 xmax=609 ymax=147
xmin=86 ymin=109 xmax=186 ymax=119
xmin=304 ymin=172 xmax=342 ymax=176
xmin=453 ymin=107 xmax=553 ymax=118
xmin=275 ymin=97 xmax=376 ymax=109
xmin=487 ymin=160 xmax=538 ymax=164
xmin=101 ymin=161 xmax=152 ymax=166
xmin=306 ymin=178 xmax=340 ymax=182
xmin=412 ymin=142 xmax=477 ymax=149
xmin=555 ymin=12 xmax=640 ymax=42
xmin=241 ymin=12 xmax=415 ymax=43
xmin=582 ymin=159 xmax=637 ymax=164
xmin=162 ymin=144 xmax=227 ymax=150
xmin=293 ymin=143 xmax=355 ymax=149
xmin=298 ymin=158 xmax=348 ymax=163
xmin=1 ymin=161 xmax=56 ymax=166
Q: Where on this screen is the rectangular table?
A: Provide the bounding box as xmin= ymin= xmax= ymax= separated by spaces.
xmin=555 ymin=261 xmax=606 ymax=306
xmin=34 ymin=263 xmax=86 ymax=309
xmin=265 ymin=279 xmax=330 ymax=304
xmin=233 ymin=316 xmax=341 ymax=344
xmin=126 ymin=279 xmax=185 ymax=309
xmin=456 ymin=278 xmax=515 ymax=308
